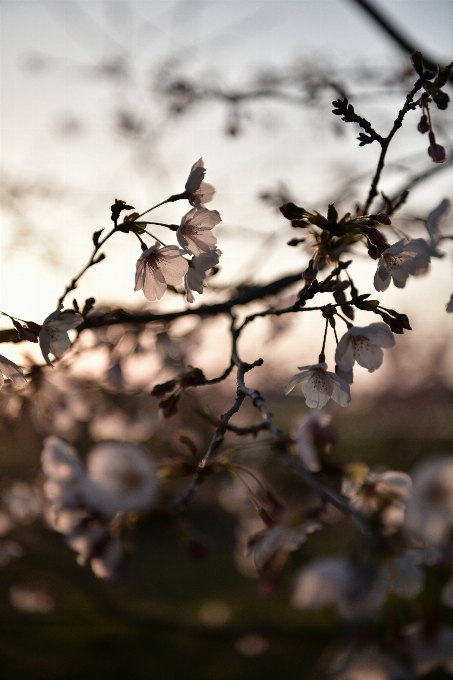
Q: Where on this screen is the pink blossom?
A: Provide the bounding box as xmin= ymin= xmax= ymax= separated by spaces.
xmin=134 ymin=242 xmax=188 ymax=301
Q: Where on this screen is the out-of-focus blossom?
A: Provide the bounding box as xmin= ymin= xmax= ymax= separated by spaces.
xmin=291 ymin=555 xmax=387 ymax=620
xmin=41 ymin=437 xmax=86 ymax=509
xmin=184 ymin=158 xmax=216 ymax=207
xmin=10 ymin=585 xmax=55 ymax=614
xmin=0 ymin=355 xmax=27 ymax=389
xmin=2 ymin=482 xmax=42 ymax=524
xmin=135 ymin=242 xmax=188 ymax=301
xmin=84 ymin=441 xmax=157 ymax=519
xmin=177 ymin=207 xmax=221 ymax=257
xmin=404 ymin=456 xmax=453 ymax=546
xmin=248 ymin=521 xmax=321 ymax=573
xmin=329 ymin=644 xmax=412 ymax=680
xmin=285 ymin=363 xmax=350 ymax=409
xmin=425 ymin=198 xmax=451 ymax=257
xmin=90 ymin=536 xmax=125 ymax=582
xmin=335 ymin=323 xmax=395 ymax=373
xmin=342 ymin=467 xmax=411 ymax=534
xmin=374 ymin=239 xmax=430 ymax=292
xmin=39 ymin=305 xmax=82 ymax=367
xmin=405 ymin=623 xmax=453 ymax=675
xmin=293 ymin=411 xmax=333 ymax=472
xmin=41 ymin=437 xmax=158 ymax=521
xmin=184 ymin=248 xmax=221 ymax=303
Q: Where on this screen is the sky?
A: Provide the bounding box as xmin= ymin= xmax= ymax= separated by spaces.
xmin=0 ymin=0 xmax=452 ymax=380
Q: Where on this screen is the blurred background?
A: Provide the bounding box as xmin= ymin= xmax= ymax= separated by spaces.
xmin=0 ymin=1 xmax=453 ymax=678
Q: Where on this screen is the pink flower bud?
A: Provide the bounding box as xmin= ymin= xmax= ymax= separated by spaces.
xmin=428 ymin=143 xmax=447 ymax=164
xmin=417 ymin=114 xmax=429 ymax=134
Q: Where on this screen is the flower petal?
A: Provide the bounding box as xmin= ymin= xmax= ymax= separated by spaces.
xmin=0 ymin=355 xmax=27 ymax=388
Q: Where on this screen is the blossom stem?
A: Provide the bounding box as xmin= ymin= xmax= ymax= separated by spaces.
xmin=141 ymin=221 xmax=178 ymax=230
xmin=143 ymin=231 xmax=167 ymax=247
xmin=318 ymin=318 xmax=329 ymax=363
xmin=336 ymin=311 xmax=353 ymax=329
xmin=134 ymin=199 xmax=172 ymax=220
xmin=57 ymin=225 xmax=118 ymax=306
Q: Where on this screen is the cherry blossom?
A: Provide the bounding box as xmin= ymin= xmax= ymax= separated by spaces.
xmin=293 ymin=411 xmax=333 ymax=472
xmin=335 ymin=323 xmax=395 ymax=373
xmin=184 ymin=158 xmax=216 ymax=208
xmin=177 ymin=207 xmax=221 ymax=257
xmin=342 ymin=467 xmax=411 ymax=534
xmin=425 ymin=198 xmax=451 ymax=257
xmin=285 ymin=363 xmax=350 ymax=409
xmin=291 ymin=555 xmax=387 ymax=620
xmin=84 ymin=441 xmax=157 ymax=518
xmin=0 ymin=354 xmax=27 ymax=389
xmin=134 ymin=242 xmax=189 ymax=301
xmin=39 ymin=305 xmax=82 ymax=367
xmin=184 ymin=248 xmax=221 ymax=303
xmin=248 ymin=521 xmax=321 ymax=573
xmin=373 ymin=238 xmax=431 ymax=292
xmin=404 ymin=456 xmax=453 ymax=546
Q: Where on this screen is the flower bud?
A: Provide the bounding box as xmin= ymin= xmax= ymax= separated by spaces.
xmin=417 ymin=114 xmax=429 ymax=134
xmin=433 ymin=90 xmax=450 ymax=110
xmin=367 ymin=243 xmax=380 ymax=260
xmin=369 ymin=214 xmax=392 ymax=225
xmin=303 ymin=260 xmax=317 ymax=283
xmin=279 ymin=203 xmax=307 ymax=221
xmin=333 ymin=290 xmax=346 ymax=305
xmin=158 ymin=393 xmax=181 ymax=419
xmin=379 ymin=312 xmax=407 ymax=334
xmin=428 ymin=143 xmax=447 ymax=164
xmin=151 ymin=379 xmax=177 ymax=398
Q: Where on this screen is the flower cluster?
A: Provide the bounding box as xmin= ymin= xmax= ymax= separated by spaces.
xmin=41 ymin=437 xmax=158 ymax=580
xmin=134 ymin=159 xmax=222 ymax=303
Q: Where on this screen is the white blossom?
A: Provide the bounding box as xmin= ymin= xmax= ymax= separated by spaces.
xmin=177 ymin=207 xmax=221 ymax=257
xmin=425 ymin=198 xmax=451 ymax=257
xmin=134 ymin=242 xmax=188 ymax=301
xmin=184 ymin=158 xmax=216 ymax=208
xmin=342 ymin=468 xmax=411 ymax=532
xmin=0 ymin=354 xmax=27 ymax=389
xmin=39 ymin=305 xmax=82 ymax=367
xmin=404 ymin=456 xmax=453 ymax=546
xmin=329 ymin=644 xmax=412 ymax=680
xmin=335 ymin=323 xmax=395 ymax=373
xmin=291 ymin=555 xmax=387 ymax=620
xmin=374 ymin=238 xmax=430 ymax=292
xmin=84 ymin=441 xmax=157 ymax=519
xmin=293 ymin=411 xmax=333 ymax=472
xmin=185 ymin=158 xmax=206 ymax=195
xmin=285 ymin=363 xmax=350 ymax=409
xmin=248 ymin=522 xmax=321 ymax=572
xmin=184 ymin=248 xmax=221 ymax=303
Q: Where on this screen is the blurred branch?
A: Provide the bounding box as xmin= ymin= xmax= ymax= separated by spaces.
xmin=350 ymin=0 xmax=453 ymax=84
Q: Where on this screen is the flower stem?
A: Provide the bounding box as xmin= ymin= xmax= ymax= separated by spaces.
xmin=143 ymin=231 xmax=167 ymax=247
xmin=318 ymin=318 xmax=329 ymax=363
